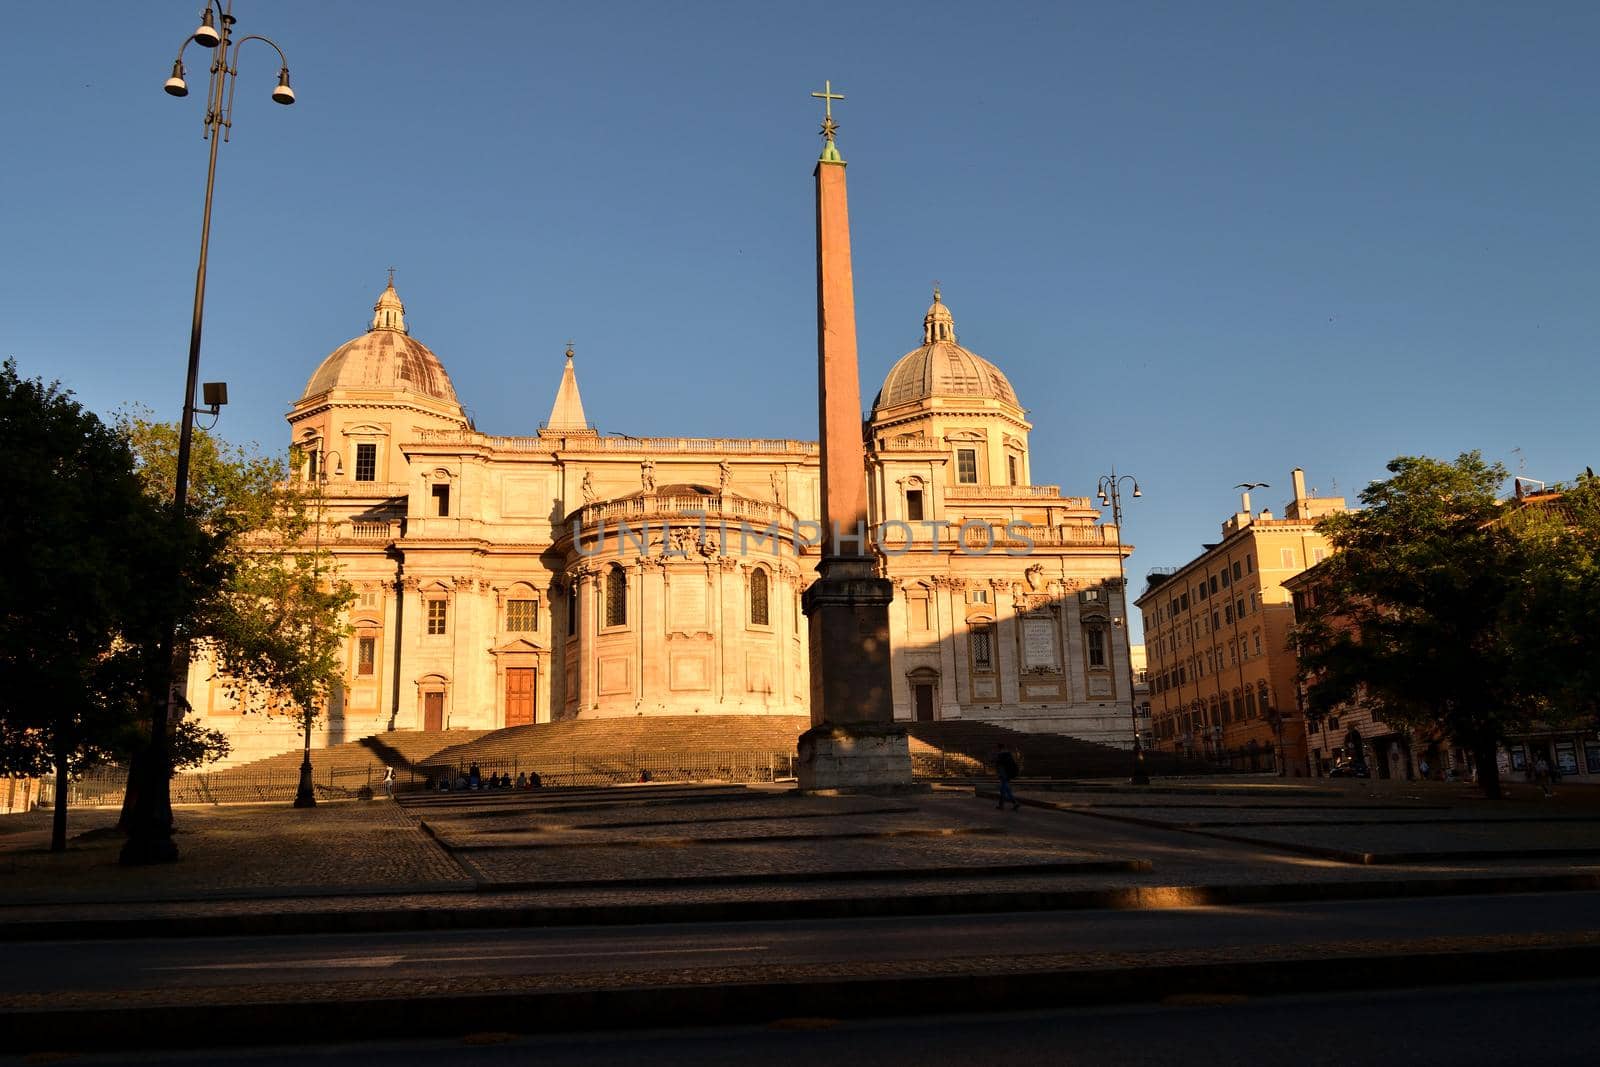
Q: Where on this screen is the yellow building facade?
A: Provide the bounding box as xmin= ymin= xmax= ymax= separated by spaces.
xmin=1135 ymin=470 xmax=1345 ymax=774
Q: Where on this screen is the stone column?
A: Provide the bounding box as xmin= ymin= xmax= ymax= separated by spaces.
xmin=797 ymin=120 xmax=910 ymax=791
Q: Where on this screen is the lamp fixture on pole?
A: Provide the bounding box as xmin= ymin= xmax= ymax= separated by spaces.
xmin=1096 ymin=469 xmax=1147 ymax=786
xmin=122 ymin=1 xmax=298 ymax=865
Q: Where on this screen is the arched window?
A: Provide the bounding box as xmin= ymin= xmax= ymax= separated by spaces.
xmin=1085 ymin=623 xmax=1106 ymax=668
xmin=1257 ymin=680 xmax=1271 ymax=717
xmin=1245 ymin=687 xmax=1258 ymax=718
xmin=750 ymin=568 xmax=770 ymax=626
xmin=970 ymin=625 xmax=995 ymax=673
xmin=605 ymin=566 xmax=627 ymax=627
xmin=1232 ymin=690 xmax=1245 ymax=721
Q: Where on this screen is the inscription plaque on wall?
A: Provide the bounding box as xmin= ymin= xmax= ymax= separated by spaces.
xmin=1022 ymin=617 xmax=1059 ymax=671
xmin=671 ymin=579 xmax=707 ymax=630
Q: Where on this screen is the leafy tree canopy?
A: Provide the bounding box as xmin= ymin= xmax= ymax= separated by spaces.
xmin=1295 ymin=452 xmax=1600 ymax=798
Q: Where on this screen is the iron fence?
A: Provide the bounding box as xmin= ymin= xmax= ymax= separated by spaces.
xmin=19 ymin=746 xmax=1003 ymax=812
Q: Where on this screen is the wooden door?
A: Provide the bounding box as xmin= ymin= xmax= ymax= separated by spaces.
xmin=914 ymin=684 xmax=935 ymax=722
xmin=505 ymin=667 xmax=535 ymax=727
xmin=423 ymin=691 xmax=444 ymax=732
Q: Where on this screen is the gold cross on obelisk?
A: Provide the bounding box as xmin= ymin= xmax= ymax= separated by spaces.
xmin=811 ymin=79 xmax=844 ymax=146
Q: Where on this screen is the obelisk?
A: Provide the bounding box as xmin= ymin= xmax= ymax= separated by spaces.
xmin=797 ymin=81 xmax=912 ymax=792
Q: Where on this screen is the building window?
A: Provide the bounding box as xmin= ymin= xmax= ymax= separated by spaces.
xmin=506 ymin=598 xmax=537 ymax=632
xmin=431 ymin=483 xmax=450 ymax=517
xmin=1007 ymin=455 xmax=1019 ymax=485
xmin=605 ymin=566 xmax=627 ymax=627
xmin=750 ymin=568 xmax=770 ymax=626
xmin=1313 ymin=547 xmax=1328 ymax=563
xmin=906 ymin=489 xmax=924 ymax=521
xmin=1221 ymin=569 xmax=1230 ymax=589
xmin=1225 ymin=605 xmax=1234 ymax=624
xmin=971 ymin=626 xmax=994 ymax=672
xmin=1086 ymin=625 xmax=1106 ymax=667
xmin=1246 ymin=554 xmax=1253 ymax=573
xmin=1253 ymin=631 xmax=1262 ymax=655
xmin=1257 ymin=680 xmax=1270 ymax=715
xmin=909 ymin=591 xmax=932 ymax=632
xmin=356 ymin=636 xmax=375 ymax=676
xmin=1281 ymin=547 xmax=1296 ymax=568
xmin=956 ymin=448 xmax=978 ymax=484
xmin=970 ymin=587 xmax=989 ymax=605
xmin=426 ymin=598 xmax=448 ymax=636
xmin=354 ymin=442 xmax=377 ymax=482
xmin=1232 ymin=561 xmax=1242 ymax=581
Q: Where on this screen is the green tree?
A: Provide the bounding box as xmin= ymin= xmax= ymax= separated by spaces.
xmin=1501 ymin=472 xmax=1600 ymax=730
xmin=120 ymin=418 xmax=352 ymax=810
xmin=1294 ymin=453 xmax=1599 ymax=799
xmin=0 ymin=362 xmax=217 ymax=851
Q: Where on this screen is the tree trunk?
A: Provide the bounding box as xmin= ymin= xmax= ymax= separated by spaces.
xmin=116 ymin=742 xmax=145 ymax=834
xmin=1473 ymin=736 xmax=1502 ymax=800
xmin=51 ymin=735 xmax=69 ymax=853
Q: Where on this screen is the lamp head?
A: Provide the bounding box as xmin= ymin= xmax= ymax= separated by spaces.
xmin=164 ymin=60 xmax=188 ymax=97
xmin=1132 ymin=483 xmax=1142 ymax=498
xmin=191 ymin=8 xmax=221 ymax=48
xmin=271 ymin=68 xmax=295 ymax=106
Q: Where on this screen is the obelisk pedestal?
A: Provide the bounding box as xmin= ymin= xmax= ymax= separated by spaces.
xmin=797 ymin=85 xmax=912 ymax=793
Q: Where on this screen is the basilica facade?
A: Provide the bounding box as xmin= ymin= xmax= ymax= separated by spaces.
xmin=188 ymin=282 xmax=1137 ymax=764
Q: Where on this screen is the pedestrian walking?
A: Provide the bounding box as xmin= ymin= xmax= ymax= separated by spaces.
xmin=382 ymin=766 xmax=395 ymax=799
xmin=1534 ymin=755 xmax=1553 ymax=798
xmin=994 ymin=744 xmax=1020 ymax=811
xmin=1417 ymin=757 xmax=1430 ymax=781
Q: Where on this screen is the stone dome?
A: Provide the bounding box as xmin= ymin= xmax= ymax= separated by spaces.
xmin=300 ymin=281 xmax=461 ymax=406
xmin=872 ymin=292 xmax=1019 ymax=411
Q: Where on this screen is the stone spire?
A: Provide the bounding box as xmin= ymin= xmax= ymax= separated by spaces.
xmin=798 ymin=80 xmax=909 ymax=791
xmin=543 ymin=344 xmax=593 ymax=435
xmin=370 ymin=273 xmax=406 ymax=333
xmin=923 ymin=287 xmax=956 ymax=344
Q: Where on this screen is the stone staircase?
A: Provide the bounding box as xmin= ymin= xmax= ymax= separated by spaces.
xmin=905 ymin=720 xmax=1215 ymax=779
xmin=410 ymin=715 xmax=1215 ymax=789
xmin=172 ymin=729 xmax=484 ymax=803
xmin=421 ymin=716 xmax=810 ymax=788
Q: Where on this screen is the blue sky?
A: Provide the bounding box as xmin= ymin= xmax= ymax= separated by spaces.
xmin=4 ymin=2 xmax=1598 ymax=642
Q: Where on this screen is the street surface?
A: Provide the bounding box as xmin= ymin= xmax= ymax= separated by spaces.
xmin=12 ymin=890 xmax=1600 ymax=996
xmin=9 ymin=979 xmax=1597 ymax=1066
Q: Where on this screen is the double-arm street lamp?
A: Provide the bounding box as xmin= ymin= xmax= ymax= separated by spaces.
xmin=121 ymin=3 xmax=296 ymax=864
xmin=1097 ymin=471 xmax=1147 ymax=786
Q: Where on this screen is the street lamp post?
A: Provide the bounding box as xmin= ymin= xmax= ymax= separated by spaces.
xmin=1097 ymin=470 xmax=1147 ymax=786
xmin=121 ymin=2 xmax=296 ymax=864
xmin=294 ymin=449 xmax=339 ymax=808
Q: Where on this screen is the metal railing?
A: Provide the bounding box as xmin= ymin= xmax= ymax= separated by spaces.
xmin=20 ymin=747 xmax=1014 ymax=812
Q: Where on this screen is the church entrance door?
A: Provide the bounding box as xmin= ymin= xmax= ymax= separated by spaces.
xmin=423 ymin=691 xmax=444 ymax=732
xmin=505 ymin=668 xmax=535 ymax=727
xmin=914 ymin=684 xmax=935 ymax=722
